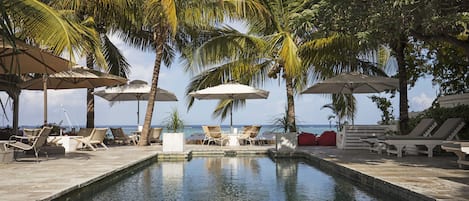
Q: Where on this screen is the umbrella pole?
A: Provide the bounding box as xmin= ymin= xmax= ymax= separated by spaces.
xmin=137 ymin=99 xmax=140 ymax=126
xmin=43 ymin=74 xmax=48 ymax=125
xmin=230 ymin=102 xmax=233 ymax=132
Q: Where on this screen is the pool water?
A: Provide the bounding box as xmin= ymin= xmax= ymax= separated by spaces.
xmin=89 ymin=157 xmax=387 ymax=201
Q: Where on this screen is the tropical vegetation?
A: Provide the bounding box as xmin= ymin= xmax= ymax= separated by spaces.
xmin=0 ymin=0 xmax=467 ymax=141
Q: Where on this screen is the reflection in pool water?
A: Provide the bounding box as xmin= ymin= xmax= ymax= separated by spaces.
xmin=89 ymin=157 xmax=386 ymax=201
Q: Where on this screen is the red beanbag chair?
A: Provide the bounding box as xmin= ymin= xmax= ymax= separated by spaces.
xmin=317 ymin=131 xmax=336 ymax=146
xmin=298 ymin=132 xmax=317 ymax=146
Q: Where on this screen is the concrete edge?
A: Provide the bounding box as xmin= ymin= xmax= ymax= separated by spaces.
xmin=47 ymin=148 xmax=435 ymax=201
xmin=42 ymin=153 xmax=158 ymax=201
xmin=270 ymin=150 xmax=435 ymax=201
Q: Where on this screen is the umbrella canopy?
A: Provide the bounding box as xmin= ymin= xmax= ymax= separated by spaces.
xmin=20 ymin=66 xmax=127 ymax=90
xmin=93 ymin=80 xmax=178 ymax=125
xmin=301 ymin=72 xmax=399 ymax=94
xmin=20 ymin=66 xmax=127 ymax=124
xmin=189 ymin=83 xmax=269 ymax=130
xmin=0 ymin=38 xmax=71 ymax=74
xmin=301 ymin=72 xmax=399 ymax=125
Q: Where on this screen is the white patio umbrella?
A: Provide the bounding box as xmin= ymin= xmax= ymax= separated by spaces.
xmin=189 ymin=83 xmax=269 ymax=131
xmin=301 ymin=72 xmax=399 ymax=124
xmin=93 ymin=80 xmax=178 ymax=126
xmin=20 ymin=66 xmax=127 ymax=124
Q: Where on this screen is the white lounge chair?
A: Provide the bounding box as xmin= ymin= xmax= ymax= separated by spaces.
xmin=74 ymin=128 xmax=109 ymax=151
xmin=361 ymin=118 xmax=437 ymax=153
xmin=379 ymin=118 xmax=466 ymax=157
xmin=149 ymin=127 xmax=163 ymax=145
xmin=110 ymin=127 xmax=138 ymax=145
xmin=6 ymin=127 xmax=53 ymax=162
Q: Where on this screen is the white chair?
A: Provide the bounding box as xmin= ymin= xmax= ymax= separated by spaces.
xmin=6 ymin=127 xmax=53 ymax=162
xmin=74 ymin=128 xmax=109 ymax=151
xmin=379 ymin=118 xmax=466 ymax=157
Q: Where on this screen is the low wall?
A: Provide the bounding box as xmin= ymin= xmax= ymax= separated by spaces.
xmin=438 ymin=93 xmax=469 ymax=108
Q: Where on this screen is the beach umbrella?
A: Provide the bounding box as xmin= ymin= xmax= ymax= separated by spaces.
xmin=93 ymin=80 xmax=178 ymax=126
xmin=20 ymin=66 xmax=127 ymax=124
xmin=0 ymin=38 xmax=72 ymax=130
xmin=189 ymin=83 xmax=269 ymax=131
xmin=301 ymin=72 xmax=399 ymax=94
xmin=0 ymin=38 xmax=71 ymax=74
xmin=301 ymin=72 xmax=399 ymax=124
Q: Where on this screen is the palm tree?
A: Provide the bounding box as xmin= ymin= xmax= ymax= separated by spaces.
xmin=2 ymin=0 xmax=100 ymax=60
xmin=1 ymin=0 xmax=103 ymax=130
xmin=123 ymin=0 xmax=248 ymax=145
xmin=187 ymin=1 xmax=315 ymax=133
xmin=321 ymin=94 xmax=356 ymax=131
xmin=50 ymin=0 xmax=134 ymax=128
xmin=187 ymin=1 xmax=385 ymax=132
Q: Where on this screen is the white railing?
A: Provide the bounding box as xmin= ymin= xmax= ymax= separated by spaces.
xmin=337 ymin=125 xmax=397 ymax=150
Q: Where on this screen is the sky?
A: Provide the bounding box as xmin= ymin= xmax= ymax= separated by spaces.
xmin=0 ymin=36 xmax=440 ymax=128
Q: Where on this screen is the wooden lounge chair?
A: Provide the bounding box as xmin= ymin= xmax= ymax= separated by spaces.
xmin=360 ymin=118 xmax=437 ymax=153
xmin=110 ymin=127 xmax=138 ymax=145
xmin=74 ymin=128 xmax=109 ymax=151
xmin=149 ymin=127 xmax=163 ymax=145
xmin=77 ymin=128 xmax=93 ymax=137
xmin=238 ymin=125 xmax=261 ymax=145
xmin=6 ymin=127 xmax=53 ymax=162
xmin=379 ymin=118 xmax=466 ymax=157
xmin=206 ymin=126 xmax=229 ymax=146
xmin=201 ymin=126 xmax=212 ymax=145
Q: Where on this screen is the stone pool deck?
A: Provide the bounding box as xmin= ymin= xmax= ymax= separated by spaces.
xmin=0 ymin=145 xmax=467 ymax=201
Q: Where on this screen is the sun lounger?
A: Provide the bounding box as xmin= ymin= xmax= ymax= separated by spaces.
xmin=441 ymin=141 xmax=469 ymax=168
xmin=74 ymin=128 xmax=109 ymax=151
xmin=149 ymin=127 xmax=163 ymax=145
xmin=238 ymin=125 xmax=261 ymax=145
xmin=204 ymin=126 xmax=228 ymax=146
xmin=110 ymin=127 xmax=138 ymax=145
xmin=77 ymin=128 xmax=93 ymax=137
xmin=6 ymin=127 xmax=53 ymax=162
xmin=201 ymin=126 xmax=212 ymax=145
xmin=379 ymin=118 xmax=465 ymax=157
xmin=361 ymin=118 xmax=437 ymax=153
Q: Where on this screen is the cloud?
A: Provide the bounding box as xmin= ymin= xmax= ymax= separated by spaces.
xmin=410 ymin=93 xmax=434 ymax=112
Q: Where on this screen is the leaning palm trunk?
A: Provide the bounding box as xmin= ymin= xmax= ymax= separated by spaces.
xmin=285 ymin=76 xmax=297 ymax=132
xmin=139 ymin=26 xmax=167 ymax=146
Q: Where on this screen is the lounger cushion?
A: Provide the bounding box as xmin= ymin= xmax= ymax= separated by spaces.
xmin=298 ymin=132 xmax=317 ymax=146
xmin=318 ymin=131 xmax=337 ymax=146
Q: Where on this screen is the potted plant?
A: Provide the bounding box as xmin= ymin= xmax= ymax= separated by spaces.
xmin=162 ymin=108 xmax=185 ymax=152
xmin=271 ymin=106 xmax=298 ymax=152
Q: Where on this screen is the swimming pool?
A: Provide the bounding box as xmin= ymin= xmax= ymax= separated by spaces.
xmin=85 ymin=157 xmax=391 ymax=201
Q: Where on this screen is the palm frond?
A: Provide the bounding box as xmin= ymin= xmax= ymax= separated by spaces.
xmin=7 ymin=0 xmax=98 ymax=62
xmin=101 ymin=34 xmax=130 ymax=77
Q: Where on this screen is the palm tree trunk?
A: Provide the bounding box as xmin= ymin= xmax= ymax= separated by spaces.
xmin=139 ymin=25 xmax=166 ymax=146
xmin=394 ymin=39 xmax=409 ymax=135
xmin=285 ymin=76 xmax=297 ymax=132
xmin=86 ymin=54 xmax=95 ymax=128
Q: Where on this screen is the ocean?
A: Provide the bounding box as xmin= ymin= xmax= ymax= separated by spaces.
xmin=104 ymin=124 xmax=336 ymax=138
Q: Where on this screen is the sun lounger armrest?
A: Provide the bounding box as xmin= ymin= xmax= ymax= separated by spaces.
xmin=9 ymin=135 xmax=31 ymax=142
